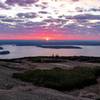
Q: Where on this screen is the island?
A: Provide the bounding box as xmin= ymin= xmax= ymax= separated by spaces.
xmin=0 ymin=51 xmax=10 ymax=55
xmin=0 ymin=47 xmax=3 ymax=50
xmin=37 ymin=45 xmax=82 ymax=49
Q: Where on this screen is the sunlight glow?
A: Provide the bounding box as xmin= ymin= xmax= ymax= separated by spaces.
xmin=45 ymin=37 xmax=50 ymax=41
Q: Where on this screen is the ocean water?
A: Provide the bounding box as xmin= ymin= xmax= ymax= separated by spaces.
xmin=0 ymin=45 xmax=100 ymax=59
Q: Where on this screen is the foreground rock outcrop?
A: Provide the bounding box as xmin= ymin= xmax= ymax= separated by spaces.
xmin=0 ymin=57 xmax=100 ymax=100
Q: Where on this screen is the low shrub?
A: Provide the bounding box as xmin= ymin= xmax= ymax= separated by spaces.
xmin=13 ymin=67 xmax=100 ymax=91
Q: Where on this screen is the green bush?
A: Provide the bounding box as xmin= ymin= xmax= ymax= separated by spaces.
xmin=93 ymin=67 xmax=100 ymax=77
xmin=13 ymin=67 xmax=98 ymax=91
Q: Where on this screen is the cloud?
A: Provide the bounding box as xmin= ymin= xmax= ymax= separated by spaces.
xmin=72 ymin=0 xmax=79 ymax=2
xmin=6 ymin=0 xmax=38 ymax=6
xmin=1 ymin=18 xmax=23 ymax=23
xmin=39 ymin=11 xmax=48 ymax=14
xmin=0 ymin=2 xmax=10 ymax=9
xmin=89 ymin=8 xmax=100 ymax=12
xmin=0 ymin=15 xmax=6 ymax=18
xmin=73 ymin=14 xmax=100 ymax=20
xmin=17 ymin=12 xmax=37 ymax=18
xmin=75 ymin=7 xmax=84 ymax=12
xmin=0 ymin=0 xmax=100 ymax=39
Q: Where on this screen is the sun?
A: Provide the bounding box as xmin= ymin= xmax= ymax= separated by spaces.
xmin=45 ymin=37 xmax=50 ymax=41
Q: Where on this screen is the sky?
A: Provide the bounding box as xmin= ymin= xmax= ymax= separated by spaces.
xmin=0 ymin=0 xmax=100 ymax=40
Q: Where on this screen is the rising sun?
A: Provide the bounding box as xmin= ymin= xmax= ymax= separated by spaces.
xmin=45 ymin=37 xmax=50 ymax=41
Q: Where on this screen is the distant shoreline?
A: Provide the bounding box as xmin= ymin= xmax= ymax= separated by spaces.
xmin=0 ymin=40 xmax=100 ymax=46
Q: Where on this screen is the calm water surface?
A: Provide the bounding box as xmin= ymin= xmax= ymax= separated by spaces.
xmin=0 ymin=45 xmax=100 ymax=59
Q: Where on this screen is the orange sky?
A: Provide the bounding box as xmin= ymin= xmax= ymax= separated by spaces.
xmin=0 ymin=32 xmax=100 ymax=40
